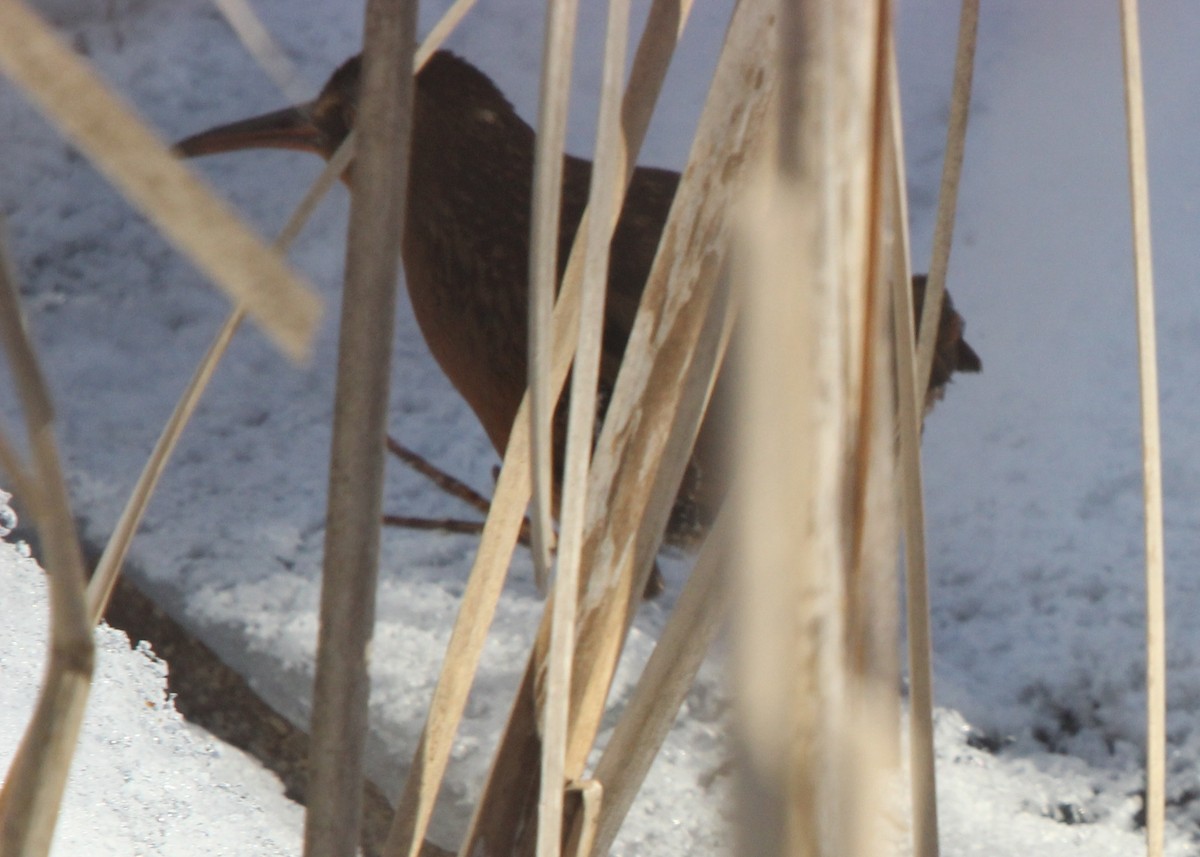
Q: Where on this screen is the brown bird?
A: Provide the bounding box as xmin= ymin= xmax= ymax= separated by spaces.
xmin=177 ymin=51 xmax=981 ymax=558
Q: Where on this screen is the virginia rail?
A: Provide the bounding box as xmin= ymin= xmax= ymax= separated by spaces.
xmin=176 ymin=51 xmax=981 ymax=554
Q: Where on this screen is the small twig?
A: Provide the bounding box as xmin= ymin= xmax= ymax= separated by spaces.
xmin=383 ymin=437 xmax=536 ymax=546
xmin=383 ymin=515 xmax=484 ymax=537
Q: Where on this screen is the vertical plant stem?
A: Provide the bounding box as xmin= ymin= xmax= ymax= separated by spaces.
xmin=87 ymin=133 xmax=356 ymax=625
xmin=538 ymin=0 xmax=629 ymax=854
xmin=888 ymin=37 xmax=940 ymax=855
xmin=527 ymin=0 xmax=581 ymax=590
xmin=462 ymin=4 xmax=768 ymax=851
xmin=304 ymin=2 xmax=417 ymax=855
xmin=1117 ymin=1 xmax=1165 ymax=853
xmin=384 ymin=6 xmax=691 ymax=854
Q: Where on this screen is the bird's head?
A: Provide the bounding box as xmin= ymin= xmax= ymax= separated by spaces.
xmin=175 ymin=55 xmax=362 ymax=161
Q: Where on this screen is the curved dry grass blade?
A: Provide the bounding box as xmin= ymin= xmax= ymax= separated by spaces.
xmin=0 ymin=0 xmax=320 ymax=361
xmin=1117 ymin=1 xmax=1166 ymax=853
xmin=383 ymin=5 xmax=693 ymax=855
xmin=914 ymin=0 xmax=977 ymax=397
xmin=86 ymin=133 xmax=356 ymax=625
xmin=86 ymin=306 xmax=244 ymax=624
xmin=210 ymin=0 xmax=310 ymax=104
xmin=843 ymin=9 xmax=904 ymax=854
xmin=0 ymin=219 xmax=94 ymax=857
xmin=0 ymin=418 xmax=40 ymax=515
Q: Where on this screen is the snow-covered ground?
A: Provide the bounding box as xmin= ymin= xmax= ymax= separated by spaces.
xmin=3 ymin=0 xmax=1200 ymax=854
xmin=0 ymin=499 xmax=304 ymax=855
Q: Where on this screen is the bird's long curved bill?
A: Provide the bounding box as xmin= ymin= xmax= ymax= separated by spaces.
xmin=174 ymin=104 xmax=323 ymax=158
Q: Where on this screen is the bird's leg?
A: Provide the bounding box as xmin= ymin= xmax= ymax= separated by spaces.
xmin=383 ymin=435 xmax=667 ymax=597
xmin=386 ymin=434 xmax=494 ymax=514
xmin=383 ymin=434 xmax=533 ymax=546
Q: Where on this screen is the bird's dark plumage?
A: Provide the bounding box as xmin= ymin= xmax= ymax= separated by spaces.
xmin=176 ymin=50 xmax=981 ymax=548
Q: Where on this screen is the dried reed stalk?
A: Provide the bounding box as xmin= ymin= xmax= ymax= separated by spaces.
xmin=886 ymin=42 xmax=941 ymax=857
xmin=460 ymin=3 xmax=771 ymax=852
xmin=0 ymin=221 xmax=94 ymax=857
xmin=303 ymin=2 xmax=418 ymax=855
xmin=568 ymin=509 xmax=729 ymax=857
xmin=414 ymin=0 xmax=473 ymax=67
xmin=210 ymin=0 xmax=309 ymax=105
xmin=840 ymin=11 xmax=904 ymax=854
xmin=733 ymin=1 xmax=893 ymax=853
xmin=528 ymin=0 xmax=582 ymax=591
xmin=537 ymin=0 xmax=630 ymax=853
xmin=1117 ymin=1 xmax=1166 ymax=854
xmin=86 ymin=0 xmax=479 ymax=624
xmin=0 ymin=1 xmax=320 ymax=361
xmin=914 ymin=0 xmax=978 ymax=397
xmin=86 ymin=133 xmax=357 ymax=626
xmin=382 ymin=5 xmax=692 ymax=853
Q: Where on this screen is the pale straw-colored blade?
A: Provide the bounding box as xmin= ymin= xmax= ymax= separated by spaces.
xmin=569 ymin=509 xmax=728 ymax=857
xmin=541 ymin=0 xmax=631 ymax=855
xmin=0 ymin=218 xmax=94 ymax=857
xmin=1117 ymin=1 xmax=1166 ymax=853
xmin=210 ymin=0 xmax=311 ymax=104
xmin=527 ymin=0 xmax=581 ymax=591
xmin=382 ymin=3 xmax=694 ymax=854
xmin=415 ymin=0 xmax=478 ymax=69
xmin=887 ymin=35 xmax=941 ymax=857
xmin=461 ymin=1 xmax=772 ymax=850
xmin=914 ymin=0 xmax=978 ymax=399
xmin=85 ymin=133 xmax=357 ymax=626
xmin=0 ymin=0 xmax=320 ymax=361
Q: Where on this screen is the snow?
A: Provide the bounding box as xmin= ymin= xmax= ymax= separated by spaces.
xmin=3 ymin=0 xmax=1200 ymax=854
xmin=0 ymin=532 xmax=303 ymax=855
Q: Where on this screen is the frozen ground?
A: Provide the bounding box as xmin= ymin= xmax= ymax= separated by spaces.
xmin=3 ymin=0 xmax=1200 ymax=854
